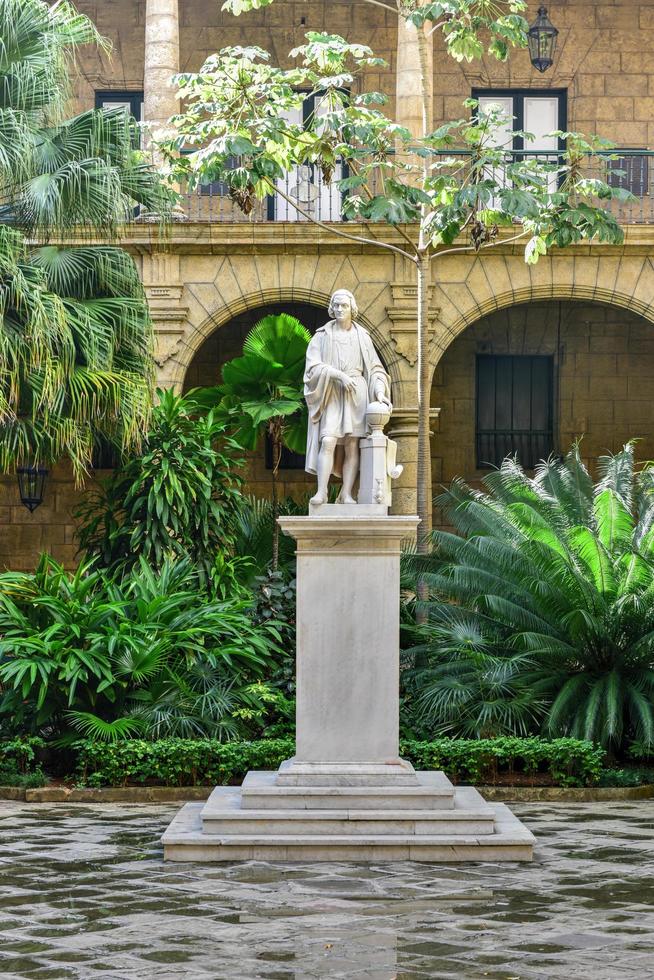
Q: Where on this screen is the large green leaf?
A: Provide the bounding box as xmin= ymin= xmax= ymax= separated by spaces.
xmin=243 ymin=313 xmax=310 ymax=380
xmin=221 ymin=353 xmax=284 ymax=389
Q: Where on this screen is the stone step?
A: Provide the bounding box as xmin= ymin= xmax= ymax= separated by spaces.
xmin=240 ymin=769 xmax=456 ymax=810
xmin=275 ymin=758 xmax=420 ymax=787
xmin=162 ymin=800 xmax=536 ymax=863
xmin=201 ymin=787 xmax=495 ymax=836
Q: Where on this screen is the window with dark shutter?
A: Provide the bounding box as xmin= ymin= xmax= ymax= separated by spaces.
xmin=476 ymin=355 xmax=554 ymax=469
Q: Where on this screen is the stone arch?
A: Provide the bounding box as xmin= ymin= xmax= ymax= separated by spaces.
xmin=169 ymin=286 xmax=401 ymax=392
xmin=430 ymin=253 xmax=654 ymax=363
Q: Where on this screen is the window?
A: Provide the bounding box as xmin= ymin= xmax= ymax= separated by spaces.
xmin=473 ymin=89 xmax=567 ymax=194
xmin=265 ymin=436 xmax=305 ymax=471
xmin=476 ymin=355 xmax=554 ymax=469
xmin=95 ymin=91 xmax=143 ymax=148
xmin=473 ymin=88 xmax=566 ymax=151
xmin=95 ymin=90 xmax=143 ymax=120
xmin=267 ymin=91 xmax=347 ymax=222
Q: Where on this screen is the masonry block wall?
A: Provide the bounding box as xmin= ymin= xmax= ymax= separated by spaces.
xmin=74 ymin=0 xmax=654 ymax=147
xmin=432 ymin=300 xmax=654 ymax=526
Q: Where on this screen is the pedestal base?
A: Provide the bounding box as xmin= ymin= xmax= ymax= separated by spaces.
xmin=162 ymin=763 xmax=535 ymax=862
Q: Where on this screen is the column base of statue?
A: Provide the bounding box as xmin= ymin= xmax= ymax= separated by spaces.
xmin=162 ymin=515 xmax=534 ymax=862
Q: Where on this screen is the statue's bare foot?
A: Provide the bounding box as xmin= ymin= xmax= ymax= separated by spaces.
xmin=340 ymin=494 xmax=356 ymax=504
xmin=310 ymin=491 xmax=327 ymax=506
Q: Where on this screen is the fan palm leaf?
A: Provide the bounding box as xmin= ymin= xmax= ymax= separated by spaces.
xmin=0 ymin=0 xmax=172 ymax=478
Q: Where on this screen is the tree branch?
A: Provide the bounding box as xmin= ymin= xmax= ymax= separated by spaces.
xmin=264 ymin=178 xmax=416 ymax=261
xmin=429 ymin=228 xmax=529 ymax=262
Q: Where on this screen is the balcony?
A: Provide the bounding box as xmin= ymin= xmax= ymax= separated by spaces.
xmin=176 ymin=149 xmax=654 ymax=226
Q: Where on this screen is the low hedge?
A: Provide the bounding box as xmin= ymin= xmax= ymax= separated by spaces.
xmin=75 ymin=735 xmax=604 ymax=788
xmin=77 ymin=738 xmax=296 ymax=788
xmin=400 ymin=736 xmax=605 ymax=787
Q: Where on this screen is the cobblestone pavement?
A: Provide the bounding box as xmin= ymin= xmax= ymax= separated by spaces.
xmin=0 ymin=801 xmax=653 ymax=980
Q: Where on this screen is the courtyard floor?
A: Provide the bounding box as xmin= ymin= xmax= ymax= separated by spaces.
xmin=0 ymin=801 xmax=652 ymax=980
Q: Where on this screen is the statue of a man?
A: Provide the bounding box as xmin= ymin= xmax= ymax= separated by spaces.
xmin=304 ymin=288 xmax=391 ymax=505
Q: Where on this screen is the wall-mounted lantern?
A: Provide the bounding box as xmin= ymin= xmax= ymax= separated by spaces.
xmin=528 ymin=6 xmax=558 ymax=73
xmin=17 ymin=465 xmax=48 ymax=513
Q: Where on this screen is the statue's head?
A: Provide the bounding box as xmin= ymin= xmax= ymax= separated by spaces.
xmin=328 ymin=288 xmax=358 ymax=320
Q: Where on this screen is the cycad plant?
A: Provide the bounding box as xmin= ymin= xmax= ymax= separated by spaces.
xmin=0 ymin=0 xmax=171 ymax=478
xmin=407 ymin=443 xmax=654 ymax=754
xmin=194 ymin=312 xmax=311 ymax=569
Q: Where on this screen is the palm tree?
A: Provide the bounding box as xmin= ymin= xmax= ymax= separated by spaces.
xmin=407 ymin=443 xmax=654 ymax=754
xmin=0 ymin=0 xmax=171 ymax=479
xmin=195 ymin=313 xmax=310 ymax=570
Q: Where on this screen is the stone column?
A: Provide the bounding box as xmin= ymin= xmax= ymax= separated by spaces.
xmin=143 ymin=0 xmax=180 ymax=167
xmin=388 ymin=407 xmax=440 ymax=518
xmin=396 ymin=17 xmax=433 ymax=139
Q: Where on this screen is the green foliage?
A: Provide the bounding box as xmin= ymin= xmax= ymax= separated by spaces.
xmin=194 ymin=313 xmax=311 ymax=569
xmin=76 ymin=737 xmax=296 ymax=787
xmin=401 ymin=736 xmax=605 ymax=787
xmin=406 ymin=443 xmax=654 ymax=753
xmin=597 ymin=767 xmax=654 ymax=788
xmin=75 ymin=390 xmax=245 ymax=584
xmin=74 ymin=735 xmax=602 ymax=788
xmin=0 ymin=0 xmax=172 ymax=478
xmin=232 ymin=494 xmax=306 ymax=576
xmin=198 ymin=313 xmax=311 ymax=454
xmin=0 ymin=736 xmax=46 ymax=786
xmin=0 ymin=736 xmax=45 ymax=772
xmin=166 ymin=39 xmax=627 ymax=262
xmin=0 ymin=555 xmax=284 ymax=742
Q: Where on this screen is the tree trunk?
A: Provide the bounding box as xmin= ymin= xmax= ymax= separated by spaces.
xmin=416 ymin=250 xmax=431 ymax=555
xmin=416 ymin=17 xmax=433 ymax=556
xmin=271 ymin=427 xmax=281 ymax=572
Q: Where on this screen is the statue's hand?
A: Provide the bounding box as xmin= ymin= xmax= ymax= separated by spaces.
xmin=375 ymin=387 xmax=392 ymax=408
xmin=338 ymin=372 xmax=357 ymax=393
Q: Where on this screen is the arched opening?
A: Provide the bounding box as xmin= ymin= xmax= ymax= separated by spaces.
xmin=183 ymin=301 xmax=329 ymax=501
xmin=431 ymin=299 xmax=654 ymax=526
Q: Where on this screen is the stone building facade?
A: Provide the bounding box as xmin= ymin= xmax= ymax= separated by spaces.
xmin=5 ymin=0 xmax=654 ymax=569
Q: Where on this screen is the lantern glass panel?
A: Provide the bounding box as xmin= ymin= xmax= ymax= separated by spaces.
xmin=17 ymin=466 xmax=47 ymax=513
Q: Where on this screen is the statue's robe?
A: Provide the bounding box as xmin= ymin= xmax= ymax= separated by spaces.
xmin=304 ymin=320 xmax=390 ymax=476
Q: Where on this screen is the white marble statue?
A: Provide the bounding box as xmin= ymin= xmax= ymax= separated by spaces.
xmin=304 ymin=288 xmax=392 ymax=506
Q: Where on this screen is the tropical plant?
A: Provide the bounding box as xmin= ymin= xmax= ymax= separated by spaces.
xmin=75 ymin=389 xmax=245 ymax=585
xmin=195 ymin=313 xmax=311 ymax=569
xmin=406 ymin=443 xmax=654 ymax=753
xmin=165 ymin=5 xmax=630 ymax=555
xmin=232 ymin=493 xmax=307 ymax=576
xmin=0 ymin=554 xmax=284 ymax=741
xmin=0 ymin=0 xmax=171 ymax=478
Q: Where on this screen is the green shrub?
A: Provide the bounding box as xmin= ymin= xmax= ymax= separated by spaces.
xmin=0 ymin=736 xmax=47 ymax=787
xmin=0 ymin=558 xmax=284 ymax=742
xmin=75 ymin=735 xmax=603 ymax=788
xmin=598 ymin=767 xmax=654 ymax=788
xmin=75 ymin=390 xmax=245 ymax=585
xmin=400 ymin=736 xmax=605 ymax=787
xmin=76 ymin=737 xmax=296 ymax=787
xmin=0 ymin=736 xmax=45 ymax=772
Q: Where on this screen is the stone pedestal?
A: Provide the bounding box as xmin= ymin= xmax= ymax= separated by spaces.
xmin=162 ymin=516 xmax=535 ymax=862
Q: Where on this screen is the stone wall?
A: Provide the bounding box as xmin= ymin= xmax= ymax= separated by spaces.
xmin=0 ymin=466 xmax=95 ymax=572
xmin=432 ymin=300 xmax=654 ymax=524
xmin=73 ymin=0 xmax=654 ymax=146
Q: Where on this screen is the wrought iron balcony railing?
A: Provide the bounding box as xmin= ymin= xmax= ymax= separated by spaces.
xmin=177 ymin=149 xmax=654 ymax=225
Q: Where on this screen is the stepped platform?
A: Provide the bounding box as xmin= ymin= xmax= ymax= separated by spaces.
xmin=162 ymin=762 xmax=535 ymax=862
